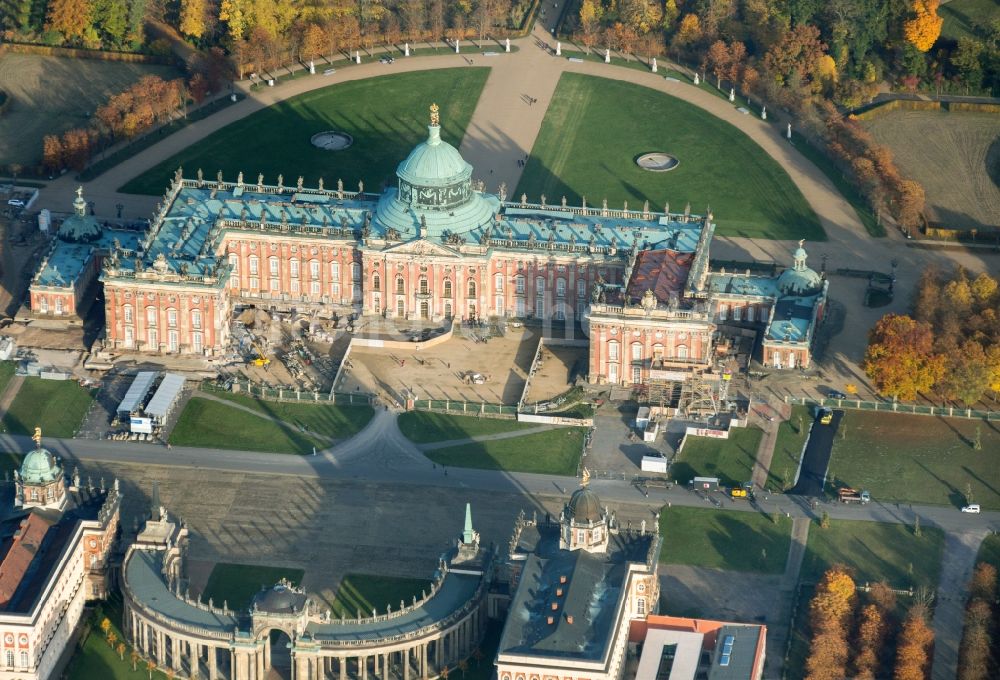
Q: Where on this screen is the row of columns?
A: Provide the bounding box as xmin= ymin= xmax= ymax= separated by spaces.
xmin=125 ymin=596 xmax=487 ymax=680
xmin=126 ymin=603 xmax=228 ymax=679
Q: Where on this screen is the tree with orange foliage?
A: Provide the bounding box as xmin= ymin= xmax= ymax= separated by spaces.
xmin=894 ymin=605 xmax=933 ymax=680
xmin=852 ymin=604 xmax=887 ymax=680
xmin=904 ymin=0 xmax=943 ymax=52
xmin=894 ymin=179 xmax=925 ymax=228
xmin=46 ymin=0 xmax=92 ymax=40
xmin=805 ymin=566 xmax=857 ymax=680
xmin=42 ymin=135 xmax=65 ymax=173
xmin=864 ymin=314 xmax=944 ymax=401
xmin=763 ymin=24 xmax=827 ymax=90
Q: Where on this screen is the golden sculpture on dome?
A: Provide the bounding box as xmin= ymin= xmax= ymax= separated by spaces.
xmin=32 ymin=426 xmax=42 ymax=448
xmin=430 ymin=103 xmax=440 ymax=126
xmin=581 ymin=467 xmax=591 ymax=488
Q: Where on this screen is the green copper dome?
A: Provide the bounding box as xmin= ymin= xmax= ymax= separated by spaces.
xmin=396 ymin=123 xmax=473 ymax=211
xmin=777 ymin=241 xmax=823 ymax=296
xmin=57 ymin=186 xmax=102 ymax=243
xmin=20 ymin=448 xmax=62 ymax=484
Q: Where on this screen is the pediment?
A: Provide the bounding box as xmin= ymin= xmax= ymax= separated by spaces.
xmin=383 ymin=239 xmax=461 ymax=258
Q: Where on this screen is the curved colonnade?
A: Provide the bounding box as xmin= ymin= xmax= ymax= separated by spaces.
xmin=121 ymin=544 xmax=490 ymax=680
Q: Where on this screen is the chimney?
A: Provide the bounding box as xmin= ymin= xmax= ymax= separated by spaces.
xmin=551 ymin=602 xmax=558 ymax=611
xmin=566 ymin=614 xmax=574 ymax=624
xmin=547 ymin=616 xmax=555 ymax=625
xmin=560 ymin=575 xmax=567 ymax=584
xmin=556 ymin=588 xmax=563 ymax=597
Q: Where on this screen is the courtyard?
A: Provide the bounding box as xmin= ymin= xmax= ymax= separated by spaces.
xmin=340 ymin=326 xmax=544 ymax=406
xmin=516 ymin=73 xmax=824 ymax=240
xmin=120 ymin=68 xmax=490 ymax=195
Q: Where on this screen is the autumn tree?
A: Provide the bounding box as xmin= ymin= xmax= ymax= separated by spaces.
xmin=852 ymin=603 xmax=887 ymax=680
xmin=179 ymin=0 xmax=207 ymax=39
xmin=894 ymin=605 xmax=934 ymax=680
xmin=894 ymin=179 xmax=925 ymax=228
xmin=904 ymin=0 xmax=943 ymax=52
xmin=763 ymin=24 xmax=827 ymax=92
xmin=805 ymin=565 xmax=857 ymax=680
xmin=42 ymin=135 xmax=65 ymax=173
xmin=46 ymin=0 xmax=93 ymax=40
xmin=940 ymin=340 xmax=991 ymax=406
xmin=578 ymin=0 xmax=601 ymax=48
xmin=863 ymin=314 xmax=944 ymax=401
xmin=673 ymin=13 xmax=700 ymax=50
xmin=300 ymin=22 xmax=325 ymax=60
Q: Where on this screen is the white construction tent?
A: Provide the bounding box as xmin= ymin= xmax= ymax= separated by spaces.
xmin=144 ymin=373 xmax=186 ymax=424
xmin=117 ymin=371 xmax=159 ymax=417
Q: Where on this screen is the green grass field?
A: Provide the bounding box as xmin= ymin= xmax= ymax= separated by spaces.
xmin=396 ymin=411 xmax=540 ymax=443
xmin=331 ymin=573 xmax=433 ymax=618
xmin=827 ymin=411 xmax=1000 ymax=510
xmin=121 ymin=68 xmax=490 ymax=195
xmin=66 ymin=593 xmax=169 ymax=680
xmin=770 ymin=405 xmax=811 ymax=491
xmin=658 ymin=506 xmax=792 ymax=573
xmin=940 ymin=0 xmax=1000 ymax=40
xmin=1 ymin=378 xmax=94 ymax=438
xmin=671 ymin=427 xmax=765 ymax=487
xmin=207 ymin=391 xmax=374 ymax=438
xmin=517 ymin=73 xmax=824 ymax=240
xmin=202 ymin=562 xmax=306 ymax=609
xmin=169 ymin=396 xmax=326 ymax=454
xmin=801 ymin=519 xmax=945 ymax=588
xmin=0 ymin=361 xmax=16 ymax=397
xmin=424 ymin=427 xmax=585 ymax=475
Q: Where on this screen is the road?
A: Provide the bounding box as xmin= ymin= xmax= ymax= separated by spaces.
xmin=15 ymin=410 xmax=999 ymax=537
xmin=788 ymin=409 xmax=839 ymax=497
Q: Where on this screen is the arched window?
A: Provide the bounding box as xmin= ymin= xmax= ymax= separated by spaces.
xmin=652 ymin=343 xmax=664 ymax=361
xmin=166 ymin=308 xmax=177 ymax=328
xmin=608 ymin=341 xmax=620 ymax=361
xmin=19 ymin=651 xmax=26 ymax=668
xmin=535 ymin=276 xmax=545 ymax=294
xmin=6 ymin=650 xmax=13 ymax=667
xmin=145 ymin=306 xmax=157 ymax=327
xmin=372 ymin=274 xmax=381 ymax=291
xmin=556 ymin=278 xmax=566 ymax=297
xmin=467 ymin=280 xmax=476 ymax=297
xmin=123 ymin=305 xmax=133 ymax=324
xmin=191 ymin=310 xmax=202 ymax=329
xmin=677 ymin=345 xmax=689 ymax=359
xmin=631 ymin=342 xmax=642 ymax=361
xmin=419 ymin=277 xmax=428 ymax=294
xmin=515 ymin=276 xmax=525 ymax=294
xmin=396 ymin=277 xmax=405 ymax=295
xmin=309 ymin=259 xmax=320 ymax=279
xmin=494 ymin=273 xmax=504 ymax=292
xmin=268 ymin=256 xmax=279 ymax=276
xmin=577 ymin=279 xmax=586 ymax=298
xmin=248 ymin=255 xmax=259 ymax=275
xmin=444 ymin=280 xmax=453 ymax=298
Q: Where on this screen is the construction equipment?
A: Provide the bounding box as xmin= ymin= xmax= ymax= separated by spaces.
xmin=729 ymin=481 xmax=754 ymax=500
xmin=837 ymin=488 xmax=871 ymax=504
xmin=249 ymin=337 xmax=270 ymax=367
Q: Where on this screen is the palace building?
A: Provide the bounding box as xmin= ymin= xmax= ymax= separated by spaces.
xmin=0 ymin=431 xmax=121 ymax=680
xmin=30 ymin=105 xmax=827 ymax=380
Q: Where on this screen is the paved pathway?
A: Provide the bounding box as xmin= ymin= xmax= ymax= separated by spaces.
xmin=930 ymin=529 xmax=990 ymax=680
xmin=0 ymin=375 xmax=24 ymax=417
xmin=782 ymin=517 xmax=811 ymax=591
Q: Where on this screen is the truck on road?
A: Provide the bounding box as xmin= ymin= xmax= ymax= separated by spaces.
xmin=838 ymin=488 xmax=871 ymax=504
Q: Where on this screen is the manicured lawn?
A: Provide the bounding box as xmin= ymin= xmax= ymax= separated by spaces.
xmin=424 ymin=427 xmax=585 ymax=475
xmin=801 ymin=519 xmax=945 ymax=588
xmin=827 ymin=411 xmax=1000 ymax=510
xmin=0 ymin=361 xmax=16 ymax=396
xmin=331 ymin=573 xmax=433 ymax=618
xmin=769 ymin=405 xmax=811 ymax=491
xmin=671 ymin=427 xmax=765 ymax=487
xmin=517 ymin=72 xmax=824 ymax=240
xmin=121 ymin=68 xmax=490 ymax=195
xmin=66 ymin=593 xmax=169 ymax=680
xmin=940 ymin=0 xmax=1000 ymax=40
xmin=1 ymin=378 xmax=94 ymax=438
xmin=658 ymin=506 xmax=792 ymax=573
xmin=397 ymin=411 xmax=540 ymax=444
xmin=208 ymin=391 xmax=374 ymax=438
xmin=202 ymin=562 xmax=305 ymax=610
xmin=169 ymin=396 xmax=327 ymax=454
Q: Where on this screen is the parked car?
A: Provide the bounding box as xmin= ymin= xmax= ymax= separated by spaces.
xmin=962 ymin=504 xmax=981 ymax=514
xmin=828 ymin=390 xmax=848 ymax=399
xmin=818 ymin=407 xmax=833 ymax=425
xmin=379 ymin=56 xmax=395 ymax=64
xmin=7 ymin=199 xmax=25 ymax=208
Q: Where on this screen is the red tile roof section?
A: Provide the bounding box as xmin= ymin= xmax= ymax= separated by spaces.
xmin=625 ymin=250 xmax=694 ymax=304
xmin=0 ymin=513 xmax=55 ymax=608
